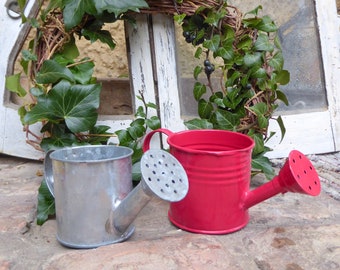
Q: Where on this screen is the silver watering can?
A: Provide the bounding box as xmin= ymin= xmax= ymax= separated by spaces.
xmin=44 ymin=145 xmax=189 ymax=249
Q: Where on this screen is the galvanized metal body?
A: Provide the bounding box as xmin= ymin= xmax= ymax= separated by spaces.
xmin=47 ymin=145 xmax=134 ymax=248
xmin=45 ymin=145 xmax=189 ymax=248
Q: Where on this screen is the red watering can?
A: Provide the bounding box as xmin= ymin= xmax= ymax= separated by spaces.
xmin=143 ymin=129 xmax=321 ymax=234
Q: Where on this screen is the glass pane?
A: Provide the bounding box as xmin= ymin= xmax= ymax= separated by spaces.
xmin=175 ymin=0 xmax=327 ymax=117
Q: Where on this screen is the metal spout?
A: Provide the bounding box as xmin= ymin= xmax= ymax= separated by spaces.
xmin=106 ymin=149 xmax=189 ymax=236
xmin=243 ymin=150 xmax=321 ymax=209
xmin=106 ymin=181 xmax=153 ymax=235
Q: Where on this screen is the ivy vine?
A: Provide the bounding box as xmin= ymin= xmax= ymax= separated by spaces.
xmin=6 ymin=0 xmax=290 ymax=225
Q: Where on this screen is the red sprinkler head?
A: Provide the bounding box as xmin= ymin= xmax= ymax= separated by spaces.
xmin=244 ymin=150 xmax=321 ymax=210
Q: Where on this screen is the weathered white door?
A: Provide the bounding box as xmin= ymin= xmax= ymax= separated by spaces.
xmin=1 ymin=0 xmax=339 ymax=159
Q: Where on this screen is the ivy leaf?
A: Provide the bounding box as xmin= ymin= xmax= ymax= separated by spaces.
xmin=184 ymin=118 xmax=213 ymax=130
xmin=269 ymin=52 xmax=284 ymax=71
xmin=69 ymin=59 xmax=95 ymax=84
xmin=116 ymin=129 xmax=133 ymax=146
xmin=213 ymin=110 xmax=240 ymax=131
xmin=81 ymin=28 xmax=116 ymax=49
xmin=193 ymin=82 xmax=206 ymax=101
xmin=63 ymin=0 xmax=97 ymax=30
xmin=276 ymin=90 xmax=289 ymax=106
xmin=198 ymin=99 xmax=213 ymax=119
xmin=36 ymin=60 xmax=75 ymax=84
xmin=24 ymin=80 xmax=101 ymax=133
xmin=275 ymin=70 xmax=290 ymax=85
xmin=251 ymin=154 xmax=275 ymax=180
xmin=216 ymin=46 xmax=234 ymax=61
xmin=275 ymin=115 xmax=286 ymax=143
xmin=244 ymin=52 xmax=262 ymax=67
xmin=128 ymin=125 xmax=146 ymax=140
xmin=249 ymin=133 xmax=265 ymax=155
xmin=245 ymin=5 xmax=263 ymax=17
xmin=254 ymin=33 xmax=274 ymax=52
xmin=203 ymin=35 xmax=220 ymax=52
xmin=37 ymin=179 xmax=55 ymax=225
xmin=255 ymin=16 xmax=278 ymax=32
xmin=5 ymin=73 xmax=27 ymax=97
xmin=95 ymin=0 xmax=149 ymax=17
xmin=146 ymin=116 xmax=161 ymax=130
xmin=40 ymin=133 xmax=77 ymax=152
xmin=194 ymin=66 xmax=203 ymax=80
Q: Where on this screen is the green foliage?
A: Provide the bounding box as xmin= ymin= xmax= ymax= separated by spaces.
xmin=179 ymin=3 xmax=290 ymax=178
xmin=37 ymin=179 xmax=55 ymax=225
xmin=116 ymin=95 xmax=161 ymax=165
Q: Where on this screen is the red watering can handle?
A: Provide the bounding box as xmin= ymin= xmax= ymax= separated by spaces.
xmin=142 ymin=128 xmax=173 ymax=152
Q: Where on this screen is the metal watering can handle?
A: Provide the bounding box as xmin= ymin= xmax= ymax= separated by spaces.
xmin=142 ymin=128 xmax=173 ymax=152
xmin=43 ymin=150 xmax=55 ymax=197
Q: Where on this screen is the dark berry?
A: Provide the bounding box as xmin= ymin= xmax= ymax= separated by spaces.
xmin=183 ymin=31 xmax=190 ymax=38
xmin=205 ymin=64 xmax=215 ymax=75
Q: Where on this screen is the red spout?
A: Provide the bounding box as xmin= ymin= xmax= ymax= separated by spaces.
xmin=244 ymin=150 xmax=321 ymax=209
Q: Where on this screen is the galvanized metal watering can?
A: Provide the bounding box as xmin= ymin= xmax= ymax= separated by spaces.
xmin=44 ymin=145 xmax=189 ymax=248
xmin=143 ymin=129 xmax=321 ymax=234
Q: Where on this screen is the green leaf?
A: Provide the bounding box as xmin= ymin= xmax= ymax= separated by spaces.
xmin=275 ymin=115 xmax=286 ymax=143
xmin=116 ymin=129 xmax=133 ymax=146
xmin=254 ymin=33 xmax=274 ymax=52
xmin=203 ymin=35 xmax=220 ymax=52
xmin=40 ymin=133 xmax=77 ymax=152
xmin=63 ymin=0 xmax=97 ymax=30
xmin=95 ymin=0 xmax=149 ymax=17
xmin=146 ymin=102 xmax=157 ymax=109
xmin=244 ymin=53 xmax=262 ymax=67
xmin=146 ymin=116 xmax=161 ymax=130
xmin=59 ymin=38 xmax=80 ymax=60
xmin=194 ymin=66 xmax=203 ymax=80
xmin=184 ymin=118 xmax=213 ymax=130
xmin=276 ymin=90 xmax=289 ymax=106
xmin=249 ymin=102 xmax=267 ymax=115
xmin=5 ymin=73 xmax=27 ymax=97
xmin=275 ymin=70 xmax=290 ymax=85
xmin=69 ymin=60 xmax=95 ymax=84
xmin=81 ymin=28 xmax=116 ymax=49
xmin=36 ymin=60 xmax=75 ymax=84
xmin=251 ymin=154 xmax=275 ymax=180
xmin=257 ymin=114 xmax=268 ymax=129
xmin=249 ymin=133 xmax=264 ymax=155
xmin=30 ymin=87 xmax=44 ymax=97
xmin=22 ymin=49 xmax=37 ymax=61
xmin=198 ymin=99 xmax=213 ymax=119
xmin=128 ymin=125 xmax=146 ymax=140
xmin=174 ymin=13 xmax=186 ymax=24
xmin=37 ymin=179 xmax=55 ymax=225
xmin=193 ymin=82 xmax=206 ymax=101
xmin=255 ymin=16 xmax=278 ymax=32
xmin=236 ymin=35 xmax=252 ymax=51
xmin=24 ymin=80 xmax=101 ymax=133
xmin=213 ymin=110 xmax=240 ymax=131
xmin=250 ymin=67 xmax=267 ymax=79
xmin=194 ymin=47 xmax=203 ymax=59
xmin=216 ymin=46 xmax=234 ymax=61
xmin=269 ymin=52 xmax=284 ymax=71
xmin=245 ymin=5 xmax=263 ymax=17
xmin=132 ymin=161 xmax=142 ymax=181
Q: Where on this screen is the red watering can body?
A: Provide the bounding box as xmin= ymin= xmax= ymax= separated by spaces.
xmin=143 ymin=129 xmax=321 ymax=234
